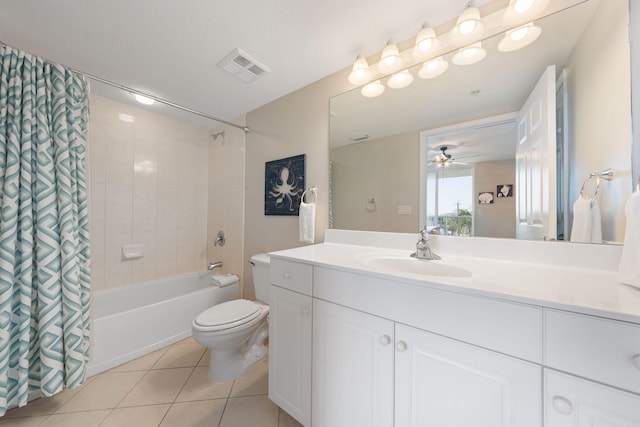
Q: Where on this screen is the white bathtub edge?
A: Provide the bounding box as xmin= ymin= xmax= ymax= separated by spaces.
xmin=86 ymin=329 xmax=192 ymax=377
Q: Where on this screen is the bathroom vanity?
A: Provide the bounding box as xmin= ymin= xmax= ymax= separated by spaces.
xmin=268 ymin=230 xmax=640 ymax=427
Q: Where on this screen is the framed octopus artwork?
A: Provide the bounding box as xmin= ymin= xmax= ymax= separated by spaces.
xmin=264 ymin=154 xmax=305 ymax=216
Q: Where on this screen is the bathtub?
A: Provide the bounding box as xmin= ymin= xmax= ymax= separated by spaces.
xmin=87 ymin=271 xmax=238 ymax=377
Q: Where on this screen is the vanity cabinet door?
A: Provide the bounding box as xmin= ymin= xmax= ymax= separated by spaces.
xmin=395 ymin=323 xmax=541 ymax=427
xmin=312 ymin=299 xmax=394 ymax=427
xmin=545 ymin=370 xmax=640 ymax=426
xmin=268 ymin=285 xmax=312 ymax=427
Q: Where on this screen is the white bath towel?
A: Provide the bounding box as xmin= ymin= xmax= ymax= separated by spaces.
xmin=299 ymin=201 xmax=316 ymax=244
xmin=618 ymin=191 xmax=640 ymax=289
xmin=211 ymin=273 xmax=239 ymax=288
xmin=570 ymin=198 xmax=602 ymax=243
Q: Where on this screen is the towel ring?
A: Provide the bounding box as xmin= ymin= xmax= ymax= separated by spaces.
xmin=301 ymin=187 xmax=318 ymax=203
xmin=579 ymin=175 xmax=600 ymax=201
xmin=366 ymin=198 xmax=377 ymax=213
xmin=579 ymin=168 xmax=614 ymax=201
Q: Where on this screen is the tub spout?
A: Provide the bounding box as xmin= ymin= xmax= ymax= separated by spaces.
xmin=207 ymin=261 xmax=223 ymax=270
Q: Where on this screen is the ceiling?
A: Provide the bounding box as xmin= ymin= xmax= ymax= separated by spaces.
xmin=0 ymin=0 xmax=493 ymax=129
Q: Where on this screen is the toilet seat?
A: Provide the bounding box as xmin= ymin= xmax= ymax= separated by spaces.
xmin=194 ymin=299 xmax=264 ymax=331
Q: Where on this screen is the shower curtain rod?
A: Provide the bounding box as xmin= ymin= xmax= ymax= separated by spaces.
xmin=0 ymin=41 xmax=249 ymax=132
xmin=76 ymin=70 xmax=250 ymax=133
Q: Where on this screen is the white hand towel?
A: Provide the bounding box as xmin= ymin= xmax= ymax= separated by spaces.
xmin=211 ymin=273 xmax=239 ymax=287
xmin=590 ymin=199 xmax=603 ymax=243
xmin=299 ymin=201 xmax=316 ymax=244
xmin=618 ymin=191 xmax=640 ymax=289
xmin=570 ymin=198 xmax=603 ymax=243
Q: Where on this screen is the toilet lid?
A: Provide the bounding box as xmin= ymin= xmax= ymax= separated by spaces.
xmin=194 ymin=299 xmax=262 ymax=330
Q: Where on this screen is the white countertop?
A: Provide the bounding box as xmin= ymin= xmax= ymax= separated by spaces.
xmin=269 ymin=239 xmax=640 ymax=324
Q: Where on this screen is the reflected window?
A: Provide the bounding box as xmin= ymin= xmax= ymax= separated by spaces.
xmin=427 ymin=168 xmax=473 ymax=236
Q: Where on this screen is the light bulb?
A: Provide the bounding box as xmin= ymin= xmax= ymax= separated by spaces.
xmin=416 ymin=27 xmax=438 ymax=52
xmin=382 ymin=43 xmax=400 ymax=66
xmin=502 ymin=0 xmax=550 ymax=25
xmin=379 ymin=42 xmax=403 ymax=73
xmin=459 ymin=19 xmax=477 ymax=36
xmin=498 ymin=23 xmax=542 ymax=52
xmin=514 ymin=0 xmax=535 ymax=13
xmin=348 ymin=56 xmax=372 ymax=85
xmin=452 ymin=42 xmax=487 ymax=65
xmin=418 ymin=57 xmax=449 ymax=79
xmin=387 ymin=70 xmax=414 ymax=89
xmin=511 ymin=27 xmax=529 ymax=41
xmin=361 ymin=80 xmax=385 ymax=98
xmin=451 ymin=6 xmax=484 ymax=41
xmin=412 ymin=26 xmax=442 ymax=61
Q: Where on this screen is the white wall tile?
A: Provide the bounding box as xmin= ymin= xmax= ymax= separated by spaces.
xmin=105 ymin=183 xmax=133 ymax=219
xmin=88 ymin=94 xmax=210 ymax=291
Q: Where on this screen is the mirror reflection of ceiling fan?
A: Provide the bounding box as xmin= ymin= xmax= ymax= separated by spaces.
xmin=430 ymin=146 xmax=479 ymax=168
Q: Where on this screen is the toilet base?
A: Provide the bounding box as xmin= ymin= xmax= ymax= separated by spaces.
xmin=207 ymin=319 xmax=269 ymax=383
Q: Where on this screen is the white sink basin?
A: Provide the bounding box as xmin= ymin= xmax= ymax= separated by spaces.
xmin=363 ymin=256 xmax=472 ymax=278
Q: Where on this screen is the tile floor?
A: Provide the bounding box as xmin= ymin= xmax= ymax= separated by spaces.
xmin=0 ymin=338 xmax=302 ymax=427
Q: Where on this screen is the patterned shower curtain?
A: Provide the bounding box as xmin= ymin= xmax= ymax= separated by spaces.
xmin=0 ymin=44 xmax=91 ymax=415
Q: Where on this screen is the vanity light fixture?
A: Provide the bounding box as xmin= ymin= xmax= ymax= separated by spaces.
xmin=418 ymin=57 xmax=449 ymax=79
xmin=452 ymin=42 xmax=487 ymax=65
xmin=132 ymin=93 xmax=155 ymax=105
xmin=450 ymin=4 xmax=484 ymax=42
xmin=361 ymin=80 xmax=385 ymax=98
xmin=412 ymin=25 xmax=441 ymax=61
xmin=379 ymin=41 xmax=403 ymax=73
xmin=387 ymin=70 xmax=414 ymax=89
xmin=498 ymin=22 xmax=542 ymax=52
xmin=348 ymin=55 xmax=373 ymax=85
xmin=502 ymin=0 xmax=550 ymax=25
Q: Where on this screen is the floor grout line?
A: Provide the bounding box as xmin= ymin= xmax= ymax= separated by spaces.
xmin=0 ymin=338 xmax=287 ymax=426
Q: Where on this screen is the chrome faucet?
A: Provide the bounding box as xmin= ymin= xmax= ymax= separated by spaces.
xmin=207 ymin=261 xmax=223 ymax=270
xmin=411 ymin=228 xmax=440 ymax=260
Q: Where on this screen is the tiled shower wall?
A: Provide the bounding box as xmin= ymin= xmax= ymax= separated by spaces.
xmin=88 ymin=95 xmax=210 ymax=291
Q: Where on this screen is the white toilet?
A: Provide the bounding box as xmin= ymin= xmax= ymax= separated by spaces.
xmin=191 ymin=254 xmax=271 ymax=382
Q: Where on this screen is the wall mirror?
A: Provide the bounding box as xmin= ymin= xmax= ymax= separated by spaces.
xmin=329 ymin=0 xmax=632 ymax=244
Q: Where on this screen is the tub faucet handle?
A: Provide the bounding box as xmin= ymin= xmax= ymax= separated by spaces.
xmin=214 ymin=231 xmax=226 ymax=247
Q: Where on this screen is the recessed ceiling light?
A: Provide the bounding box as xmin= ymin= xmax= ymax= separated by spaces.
xmin=133 ymin=93 xmax=155 ymax=105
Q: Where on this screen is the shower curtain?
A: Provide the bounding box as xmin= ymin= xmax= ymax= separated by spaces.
xmin=0 ymin=44 xmax=91 ymax=415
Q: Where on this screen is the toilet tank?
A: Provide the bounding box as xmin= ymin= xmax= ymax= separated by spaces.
xmin=250 ymin=254 xmax=271 ymax=304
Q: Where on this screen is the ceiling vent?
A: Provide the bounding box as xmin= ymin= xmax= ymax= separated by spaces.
xmin=217 ymin=48 xmax=270 ymax=83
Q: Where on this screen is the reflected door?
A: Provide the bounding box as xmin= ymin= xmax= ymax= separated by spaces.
xmin=516 ymin=65 xmax=557 ymax=241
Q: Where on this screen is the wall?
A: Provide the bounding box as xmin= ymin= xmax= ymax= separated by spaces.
xmin=473 ymin=159 xmax=517 ymax=238
xmin=330 ymin=131 xmax=420 ymax=233
xmin=566 ymin=0 xmax=631 ymax=243
xmin=207 ymin=119 xmax=247 ymax=297
xmin=242 ymin=72 xmax=351 ymax=298
xmin=89 ymin=95 xmax=210 ymax=291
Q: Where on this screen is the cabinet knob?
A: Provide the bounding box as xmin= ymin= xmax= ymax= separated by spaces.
xmin=633 ymin=354 xmax=640 ymax=370
xmin=395 ymin=341 xmax=408 ymax=352
xmin=551 ymin=396 xmax=573 ymax=415
xmin=380 ymin=335 xmax=391 ymax=346
xmin=283 ymin=272 xmax=291 ymax=280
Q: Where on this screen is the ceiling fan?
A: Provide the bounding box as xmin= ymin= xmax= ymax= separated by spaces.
xmin=430 ymin=146 xmax=470 ymax=168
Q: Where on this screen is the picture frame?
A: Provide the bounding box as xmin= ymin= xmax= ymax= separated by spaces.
xmin=496 ymin=184 xmax=513 ymax=198
xmin=264 ymin=154 xmax=305 ymax=215
xmin=478 ymin=191 xmax=494 ymax=204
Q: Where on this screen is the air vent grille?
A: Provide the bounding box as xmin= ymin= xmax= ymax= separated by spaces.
xmin=218 ymin=48 xmax=270 ymax=83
